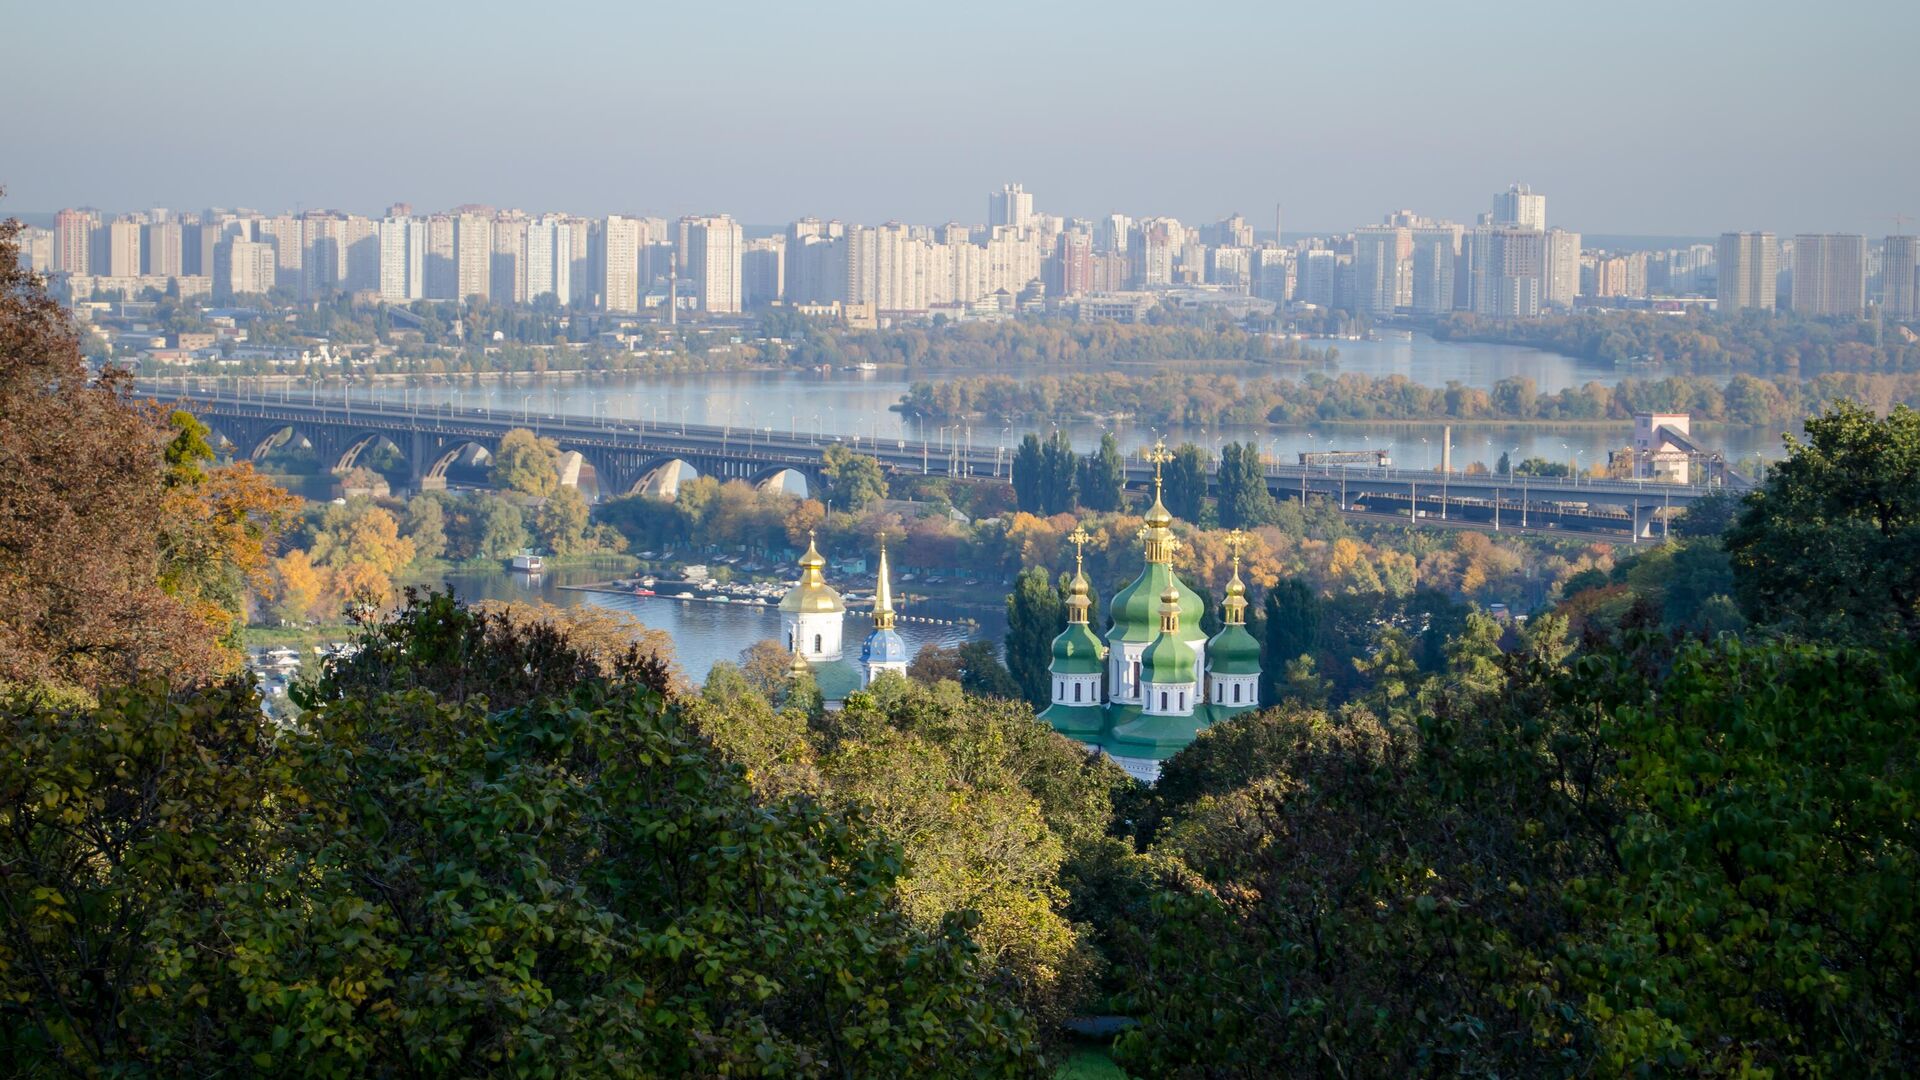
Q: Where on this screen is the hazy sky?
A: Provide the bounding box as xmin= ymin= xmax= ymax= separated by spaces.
xmin=5 ymin=0 xmax=1915 ymax=235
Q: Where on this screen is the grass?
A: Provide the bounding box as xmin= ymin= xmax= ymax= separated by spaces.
xmin=1054 ymin=1041 xmax=1128 ymax=1079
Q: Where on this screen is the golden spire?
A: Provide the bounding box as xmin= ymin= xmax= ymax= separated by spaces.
xmin=798 ymin=529 xmax=827 ymax=582
xmin=1223 ymin=528 xmax=1249 ymax=626
xmin=873 ymin=533 xmax=896 ymax=631
xmin=1158 ymin=582 xmax=1182 ymax=634
xmin=1139 ymin=439 xmax=1178 ymax=563
xmin=1066 ymin=525 xmax=1092 ymax=625
xmin=789 ymin=649 xmax=811 ymax=678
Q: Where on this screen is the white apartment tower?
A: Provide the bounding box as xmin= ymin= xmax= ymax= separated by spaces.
xmin=1885 ymin=235 xmax=1919 ymax=319
xmin=524 ymin=216 xmax=573 ymax=304
xmin=1492 ymin=184 xmax=1546 ymax=231
xmin=454 ymin=213 xmax=493 ymax=302
xmin=1716 ymin=232 xmax=1777 ymax=313
xmin=682 ymin=214 xmax=743 ymax=315
xmin=378 ymin=216 xmax=426 ymax=301
xmin=1791 ymin=234 xmax=1867 ymax=317
xmin=989 ymin=183 xmax=1034 ymax=230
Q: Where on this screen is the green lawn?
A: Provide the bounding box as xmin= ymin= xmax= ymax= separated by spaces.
xmin=1055 ymin=1042 xmax=1127 ymax=1079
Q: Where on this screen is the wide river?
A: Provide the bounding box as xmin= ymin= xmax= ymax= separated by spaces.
xmin=346 ymin=333 xmax=1792 ymax=475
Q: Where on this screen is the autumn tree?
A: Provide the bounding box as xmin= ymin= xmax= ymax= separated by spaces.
xmin=267 ymin=548 xmax=327 ymax=624
xmin=308 ymin=499 xmax=416 ymax=606
xmin=1 ymin=213 xmax=248 ymax=692
xmin=489 ymin=427 xmax=561 ymax=497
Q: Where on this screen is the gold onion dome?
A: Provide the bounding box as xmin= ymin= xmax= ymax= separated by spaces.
xmin=788 ymin=650 xmax=811 ymax=677
xmin=779 ymin=531 xmax=845 ymax=614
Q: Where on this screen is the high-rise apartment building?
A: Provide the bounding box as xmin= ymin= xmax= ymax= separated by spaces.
xmin=1408 ymin=226 xmax=1457 ymax=315
xmin=1471 ymin=226 xmax=1546 ymax=318
xmin=142 ymin=220 xmax=182 ymax=277
xmin=681 ymin=214 xmax=743 ymax=315
xmin=423 ymin=215 xmax=457 ymax=299
xmin=378 ymin=216 xmax=426 ymax=301
xmin=490 ymin=217 xmax=529 ymax=305
xmin=594 ymin=215 xmax=642 ymax=312
xmin=1544 ymin=229 xmax=1580 ymax=309
xmin=1492 ymin=184 xmax=1546 ymax=231
xmin=215 ymin=235 xmax=276 ymax=299
xmin=103 ymin=217 xmax=142 ymax=278
xmin=1881 ymin=235 xmax=1917 ymax=319
xmin=989 ymin=183 xmax=1034 ymax=230
xmin=742 ymin=235 xmax=785 ymax=307
xmin=1791 ymin=234 xmax=1867 ymax=317
xmin=52 ymin=209 xmax=94 ymax=274
xmin=454 ymin=213 xmax=493 ymax=301
xmin=1716 ymin=232 xmax=1777 ymax=313
xmin=523 ymin=216 xmax=573 ymax=304
xmin=1351 ymin=226 xmax=1401 ymax=316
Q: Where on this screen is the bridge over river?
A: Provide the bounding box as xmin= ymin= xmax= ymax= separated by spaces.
xmin=158 ymin=387 xmax=1747 ymax=542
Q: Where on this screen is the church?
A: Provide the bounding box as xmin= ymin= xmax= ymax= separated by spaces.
xmin=782 ymin=443 xmax=1259 ymax=778
xmin=1038 ymin=444 xmax=1261 ymax=782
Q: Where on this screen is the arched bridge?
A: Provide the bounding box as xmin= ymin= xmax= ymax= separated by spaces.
xmin=155 ymin=388 xmax=1746 ymax=538
xmin=163 ymin=389 xmax=834 ymax=501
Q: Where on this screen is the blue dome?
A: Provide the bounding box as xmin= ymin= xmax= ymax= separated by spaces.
xmin=861 ymin=628 xmax=909 ymax=665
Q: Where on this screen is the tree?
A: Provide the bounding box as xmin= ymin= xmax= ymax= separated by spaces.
xmin=1040 ymin=431 xmax=1078 ymax=514
xmin=308 ymin=499 xmax=416 ymax=605
xmin=821 ymin=443 xmax=888 ymax=512
xmin=1 ymin=217 xmax=236 ymax=693
xmin=0 ymin=595 xmax=1042 ymax=1075
xmin=157 ymin=410 xmax=298 ymax=649
xmin=1012 ymin=433 xmax=1044 ymax=513
xmin=403 ymin=493 xmax=448 ymax=561
xmin=1164 ymin=442 xmax=1209 ymax=523
xmin=268 ymin=548 xmax=327 ymax=624
xmin=1725 ymin=401 xmax=1920 ymax=643
xmin=490 ymin=427 xmax=561 ymax=497
xmin=1077 ymin=432 xmax=1126 ymax=512
xmin=957 ymin=640 xmax=1021 ymax=699
xmin=739 ymin=637 xmax=798 ymax=697
xmin=1004 ymin=566 xmax=1065 ymax=706
xmin=531 ymin=485 xmax=590 ymax=554
xmin=473 ymin=495 xmax=530 ymax=559
xmin=909 ymin=643 xmax=965 ymax=684
xmin=1261 ymin=578 xmax=1320 ymax=703
xmin=1215 ymin=441 xmax=1278 ymax=528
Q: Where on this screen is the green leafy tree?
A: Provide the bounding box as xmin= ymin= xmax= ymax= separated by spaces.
xmin=1261 ymin=578 xmax=1320 ymax=703
xmin=1 ymin=596 xmax=1044 ymax=1075
xmin=1004 ymin=566 xmax=1065 ymax=706
xmin=1039 ymin=432 xmax=1077 ymax=514
xmin=473 ymin=495 xmax=530 ymax=559
xmin=531 ymin=484 xmax=590 ymax=555
xmin=1163 ymin=443 xmax=1209 ymax=523
xmin=1076 ymin=432 xmax=1126 ymax=512
xmin=490 ymin=427 xmax=561 ymax=497
xmin=402 ymin=493 xmax=448 ymax=562
xmin=1725 ymin=401 xmax=1920 ymax=643
xmin=1215 ymin=441 xmax=1278 ymax=528
xmin=821 ymin=443 xmax=888 ymax=512
xmin=1012 ymin=434 xmax=1044 ymax=513
xmin=957 ymin=640 xmax=1021 ymax=699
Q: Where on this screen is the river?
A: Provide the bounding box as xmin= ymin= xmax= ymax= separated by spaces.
xmin=337 ymin=333 xmax=1790 ymax=476
xmin=440 ymin=562 xmax=1002 ymax=685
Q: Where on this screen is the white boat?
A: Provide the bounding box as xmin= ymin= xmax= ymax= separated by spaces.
xmin=510 ymin=551 xmax=545 ymax=572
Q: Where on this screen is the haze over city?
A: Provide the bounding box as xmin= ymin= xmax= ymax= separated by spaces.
xmin=6 ymin=0 xmax=1917 ymax=234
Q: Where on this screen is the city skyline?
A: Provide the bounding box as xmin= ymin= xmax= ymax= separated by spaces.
xmin=5 ymin=0 xmax=1916 ymax=235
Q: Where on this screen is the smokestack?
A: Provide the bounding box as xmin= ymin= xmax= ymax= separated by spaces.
xmin=1441 ymin=425 xmax=1452 ymax=473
